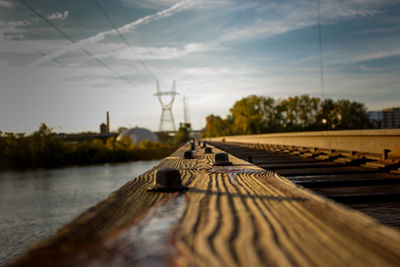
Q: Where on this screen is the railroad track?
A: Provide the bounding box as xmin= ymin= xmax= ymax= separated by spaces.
xmin=210 ymin=141 xmax=400 ymax=229
xmin=6 ymin=135 xmax=400 ymax=266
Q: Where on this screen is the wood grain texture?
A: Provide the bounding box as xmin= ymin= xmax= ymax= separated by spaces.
xmin=6 ymin=144 xmax=400 ymax=267
xmin=172 ymin=146 xmax=400 ymax=266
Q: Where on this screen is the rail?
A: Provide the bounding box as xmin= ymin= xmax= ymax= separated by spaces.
xmin=205 ymin=129 xmax=400 ymax=160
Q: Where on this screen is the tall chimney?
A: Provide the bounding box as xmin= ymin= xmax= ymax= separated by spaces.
xmin=106 ymin=111 xmax=110 ymax=133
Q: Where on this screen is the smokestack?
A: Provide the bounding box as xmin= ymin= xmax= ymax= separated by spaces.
xmin=106 ymin=111 xmax=110 ymax=133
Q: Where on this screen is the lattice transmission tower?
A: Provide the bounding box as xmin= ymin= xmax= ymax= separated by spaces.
xmin=154 ymin=80 xmax=178 ymax=132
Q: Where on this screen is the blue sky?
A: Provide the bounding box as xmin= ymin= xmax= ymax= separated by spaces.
xmin=0 ymin=0 xmax=399 ymax=133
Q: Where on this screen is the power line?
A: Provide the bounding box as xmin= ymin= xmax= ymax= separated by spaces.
xmin=316 ymin=0 xmax=325 ymax=99
xmin=19 ymin=0 xmax=136 ymax=86
xmin=93 ymin=0 xmax=158 ymax=81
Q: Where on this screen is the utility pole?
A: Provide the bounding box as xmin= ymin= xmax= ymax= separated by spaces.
xmin=183 ymin=95 xmax=189 ymax=125
xmin=317 ymin=0 xmax=325 ymax=99
xmin=106 ymin=111 xmax=110 ymax=133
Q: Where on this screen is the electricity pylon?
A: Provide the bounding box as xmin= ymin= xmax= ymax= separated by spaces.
xmin=154 ymin=80 xmax=178 ymax=132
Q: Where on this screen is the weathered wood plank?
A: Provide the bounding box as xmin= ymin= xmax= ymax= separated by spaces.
xmin=214 ymin=141 xmax=400 ymax=231
xmin=6 ymin=144 xmax=400 ymax=267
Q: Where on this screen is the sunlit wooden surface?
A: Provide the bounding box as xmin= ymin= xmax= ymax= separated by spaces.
xmin=7 ymin=144 xmax=400 ymax=267
xmin=206 ymin=129 xmax=400 ymax=158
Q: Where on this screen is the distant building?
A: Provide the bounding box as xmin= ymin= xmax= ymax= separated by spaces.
xmin=117 ymin=127 xmax=159 ymax=145
xmin=99 ymin=111 xmax=111 ymax=134
xmin=100 ymin=123 xmax=107 ymax=134
xmin=382 ymin=107 xmax=400 ymax=129
xmin=368 ymin=107 xmax=400 ymax=129
xmin=106 ymin=111 xmax=110 ymax=133
xmin=367 ymin=111 xmax=383 ymax=129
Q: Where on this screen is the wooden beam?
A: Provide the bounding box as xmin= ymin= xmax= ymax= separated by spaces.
xmin=6 ymin=144 xmax=400 ymax=266
xmin=205 ymin=129 xmax=400 ymax=159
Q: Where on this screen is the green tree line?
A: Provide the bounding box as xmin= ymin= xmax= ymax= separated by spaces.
xmin=203 ymin=95 xmax=372 ymax=137
xmin=0 ymin=123 xmax=174 ymax=169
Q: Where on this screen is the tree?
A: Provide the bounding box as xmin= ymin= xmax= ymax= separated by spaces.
xmin=174 ymin=124 xmax=190 ymax=145
xmin=203 ymin=94 xmax=373 ymax=136
xmin=0 ymin=124 xmax=173 ymax=169
xmin=116 ymin=136 xmax=136 ymax=153
xmin=315 ymin=99 xmax=337 ymax=130
xmin=333 ymin=99 xmax=372 ymax=129
xmin=230 ymin=95 xmax=264 ymax=135
xmin=106 ymin=136 xmax=116 ymax=150
xmin=280 ymin=95 xmax=321 ymax=131
xmin=261 ymin=97 xmax=286 ymax=132
xmin=203 ymin=114 xmax=232 ymax=137
xmin=34 ymin=122 xmax=53 ymax=137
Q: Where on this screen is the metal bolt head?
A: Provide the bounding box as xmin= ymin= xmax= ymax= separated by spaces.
xmin=204 ymin=147 xmax=212 ymax=154
xmin=214 ymin=152 xmax=232 ymax=166
xmin=215 ymin=152 xmax=228 ymax=162
xmin=184 ymin=150 xmax=193 ymax=159
xmin=384 ymin=149 xmax=391 ymax=160
xmin=147 ymin=168 xmax=187 ymax=192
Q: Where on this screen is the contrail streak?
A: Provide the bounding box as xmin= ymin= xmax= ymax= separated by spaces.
xmin=28 ymin=0 xmax=194 ymax=67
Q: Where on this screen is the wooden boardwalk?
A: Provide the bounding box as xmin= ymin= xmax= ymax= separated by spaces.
xmin=6 ymin=143 xmax=400 ymax=267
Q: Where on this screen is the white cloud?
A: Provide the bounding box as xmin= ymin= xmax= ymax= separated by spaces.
xmin=0 ymin=0 xmax=13 ymax=8
xmin=360 ymin=64 xmax=380 ymax=71
xmin=353 ymin=48 xmax=400 ymax=62
xmin=47 ymin=11 xmax=69 ymax=20
xmin=121 ymin=0 xmax=182 ymax=8
xmin=322 ymin=0 xmax=383 ymax=20
xmin=28 ymin=0 xmax=194 ymax=66
xmin=217 ymin=0 xmax=391 ymax=44
xmin=6 ymin=20 xmax=30 ymax=27
xmin=181 ymin=66 xmax=260 ymax=77
xmin=114 ymin=43 xmax=219 ymax=60
xmin=0 ymin=19 xmax=31 ymax=40
xmin=219 ymin=16 xmax=314 ymax=43
xmin=121 ymin=0 xmax=232 ymax=9
xmin=216 ymin=1 xmax=316 ymax=43
xmin=328 ymin=47 xmax=400 ymax=66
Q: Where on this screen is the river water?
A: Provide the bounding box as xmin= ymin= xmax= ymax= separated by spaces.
xmin=0 ymin=160 xmax=160 ymax=265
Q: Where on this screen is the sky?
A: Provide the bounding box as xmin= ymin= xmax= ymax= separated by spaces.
xmin=0 ymin=0 xmax=399 ymax=133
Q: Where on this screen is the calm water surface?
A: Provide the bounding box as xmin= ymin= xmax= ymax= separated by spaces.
xmin=0 ymin=160 xmax=160 ymax=265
